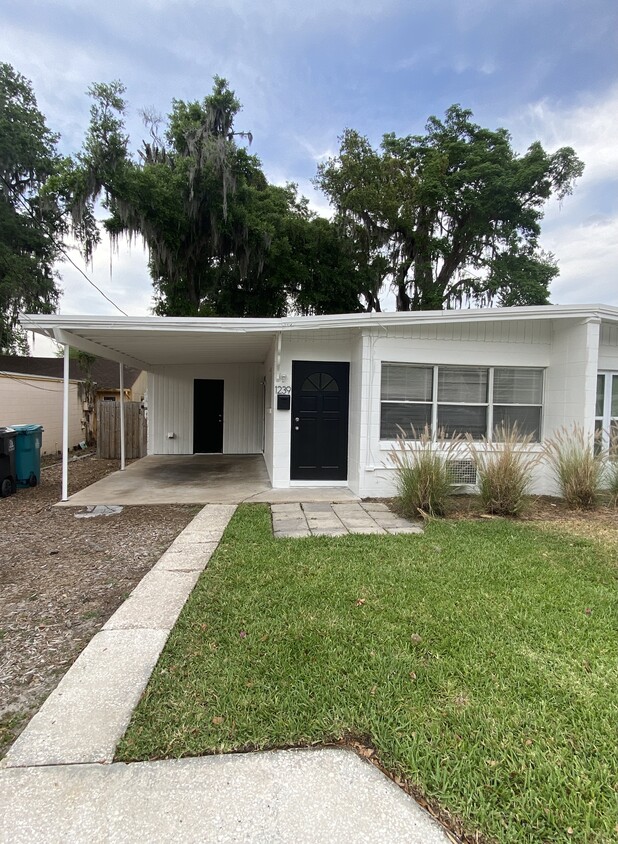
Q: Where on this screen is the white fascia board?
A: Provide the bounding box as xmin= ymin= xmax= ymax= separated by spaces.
xmin=21 ymin=304 xmax=618 ymax=340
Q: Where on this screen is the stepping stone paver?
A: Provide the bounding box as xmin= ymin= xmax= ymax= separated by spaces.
xmin=270 ymin=501 xmax=422 ymax=538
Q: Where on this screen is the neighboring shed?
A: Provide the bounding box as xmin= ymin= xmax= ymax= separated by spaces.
xmin=0 ymin=355 xmax=146 ymax=454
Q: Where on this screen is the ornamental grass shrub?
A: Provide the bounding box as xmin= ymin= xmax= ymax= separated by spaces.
xmin=544 ymin=424 xmax=603 ymax=509
xmin=466 ymin=423 xmax=541 ymax=517
xmin=389 ymin=426 xmax=461 ymax=518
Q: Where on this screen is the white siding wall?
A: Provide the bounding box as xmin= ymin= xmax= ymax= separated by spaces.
xmin=0 ymin=375 xmax=83 ymax=454
xmin=148 ymin=363 xmax=264 ymax=454
xmin=262 ymin=338 xmax=276 ymax=482
xmin=355 ymin=318 xmax=601 ymax=498
xmin=271 ymin=331 xmax=356 ymax=489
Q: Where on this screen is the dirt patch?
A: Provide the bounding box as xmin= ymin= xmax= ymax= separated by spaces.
xmin=0 ymin=456 xmax=199 ymax=757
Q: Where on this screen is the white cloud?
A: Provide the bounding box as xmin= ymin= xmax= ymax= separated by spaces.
xmin=507 ymin=85 xmax=618 ymax=184
xmin=55 ymin=233 xmax=153 ymax=317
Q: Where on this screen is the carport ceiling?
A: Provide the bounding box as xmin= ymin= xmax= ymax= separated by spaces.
xmin=21 ymin=316 xmax=281 ymax=369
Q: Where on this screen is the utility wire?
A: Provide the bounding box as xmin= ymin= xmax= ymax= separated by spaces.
xmin=1 ymin=175 xmax=129 ymax=316
xmin=0 ymin=370 xmax=76 ymax=392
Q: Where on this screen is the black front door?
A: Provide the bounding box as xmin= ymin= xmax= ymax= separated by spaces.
xmin=193 ymin=379 xmax=224 ymax=453
xmin=290 ymin=361 xmax=349 ymax=481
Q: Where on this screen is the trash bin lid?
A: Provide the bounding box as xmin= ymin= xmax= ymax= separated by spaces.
xmin=11 ymin=424 xmax=44 ymax=433
xmin=0 ymin=427 xmax=16 ymax=435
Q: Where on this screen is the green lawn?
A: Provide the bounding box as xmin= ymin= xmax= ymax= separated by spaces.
xmin=118 ymin=505 xmax=618 ymax=844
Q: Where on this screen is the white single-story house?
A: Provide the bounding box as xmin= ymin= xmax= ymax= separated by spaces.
xmin=22 ymin=304 xmax=618 ymax=498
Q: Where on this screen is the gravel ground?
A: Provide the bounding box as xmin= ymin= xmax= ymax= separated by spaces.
xmin=0 ymin=456 xmax=199 ymax=757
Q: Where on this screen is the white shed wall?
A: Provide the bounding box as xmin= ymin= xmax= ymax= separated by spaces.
xmin=148 ymin=363 xmax=264 ymax=454
xmin=0 ymin=375 xmax=83 ymax=454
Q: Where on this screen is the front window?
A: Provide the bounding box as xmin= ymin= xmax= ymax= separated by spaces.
xmin=595 ymin=373 xmax=618 ymax=453
xmin=380 ymin=364 xmax=543 ymax=441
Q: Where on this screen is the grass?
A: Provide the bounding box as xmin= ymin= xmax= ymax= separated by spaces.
xmin=117 ymin=505 xmax=618 ymax=844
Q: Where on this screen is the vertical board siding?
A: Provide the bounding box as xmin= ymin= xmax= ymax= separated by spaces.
xmin=149 ymin=363 xmax=264 ymax=454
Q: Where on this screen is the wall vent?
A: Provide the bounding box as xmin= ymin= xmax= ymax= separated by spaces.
xmin=449 ymin=459 xmax=477 ymax=486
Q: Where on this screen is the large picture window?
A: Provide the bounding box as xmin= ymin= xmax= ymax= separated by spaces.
xmin=380 ymin=364 xmax=543 ymax=441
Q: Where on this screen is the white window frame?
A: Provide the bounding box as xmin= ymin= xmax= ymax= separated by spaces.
xmin=380 ymin=363 xmax=544 ymax=442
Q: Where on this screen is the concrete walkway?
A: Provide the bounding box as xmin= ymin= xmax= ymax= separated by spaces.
xmin=0 ymin=502 xmax=450 ymax=844
xmin=3 ymin=504 xmax=236 ymax=768
xmin=272 ymin=501 xmax=423 ymax=538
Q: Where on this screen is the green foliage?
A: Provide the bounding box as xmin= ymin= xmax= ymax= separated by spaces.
xmin=315 ymin=105 xmax=584 ymax=311
xmin=389 ymin=426 xmax=459 ymax=517
xmin=544 ymin=425 xmax=603 ymax=509
xmin=466 ymin=424 xmax=541 ymax=516
xmin=0 ymin=63 xmax=62 ymax=352
xmin=61 ymin=78 xmax=360 ymax=318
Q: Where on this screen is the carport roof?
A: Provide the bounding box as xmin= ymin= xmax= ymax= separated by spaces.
xmin=20 ymin=304 xmax=618 ymax=370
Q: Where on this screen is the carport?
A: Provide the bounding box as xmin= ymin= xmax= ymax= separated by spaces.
xmin=21 ymin=314 xmax=282 ymax=502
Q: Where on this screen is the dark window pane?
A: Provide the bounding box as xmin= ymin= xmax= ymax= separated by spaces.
xmin=437 ymin=405 xmax=487 ymax=439
xmin=381 ymin=365 xmax=433 ymax=402
xmin=494 ymin=368 xmax=543 ymax=404
xmin=380 ymin=403 xmax=432 ymax=439
xmin=596 ymin=374 xmax=605 ymax=417
xmin=493 ymin=406 xmax=542 ymax=441
xmin=438 ymin=368 xmax=487 ymax=403
xmin=301 ymin=373 xmax=339 ymax=392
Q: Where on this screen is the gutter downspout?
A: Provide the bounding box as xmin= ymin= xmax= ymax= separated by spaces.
xmin=62 ymin=344 xmax=69 ymax=501
xmin=119 ymin=363 xmax=126 ymax=471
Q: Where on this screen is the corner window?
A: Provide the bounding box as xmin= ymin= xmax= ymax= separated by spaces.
xmin=595 ymin=373 xmax=618 ymax=452
xmin=380 ymin=364 xmax=543 ymax=441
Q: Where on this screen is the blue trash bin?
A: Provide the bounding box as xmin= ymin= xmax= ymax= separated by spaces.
xmin=12 ymin=424 xmax=44 ymax=488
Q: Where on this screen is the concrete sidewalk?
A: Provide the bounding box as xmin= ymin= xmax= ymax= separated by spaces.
xmin=0 ymin=501 xmax=451 ymax=844
xmin=0 ymin=748 xmax=451 ymax=843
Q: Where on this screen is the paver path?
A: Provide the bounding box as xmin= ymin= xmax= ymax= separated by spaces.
xmin=272 ymin=501 xmax=423 ymax=538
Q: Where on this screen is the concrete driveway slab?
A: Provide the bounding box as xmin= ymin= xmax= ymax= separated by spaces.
xmin=0 ymin=748 xmax=450 ymax=844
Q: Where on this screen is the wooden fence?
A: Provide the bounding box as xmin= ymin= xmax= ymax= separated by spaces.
xmin=96 ymin=400 xmax=147 ymax=459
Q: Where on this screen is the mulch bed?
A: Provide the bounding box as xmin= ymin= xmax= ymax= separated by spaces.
xmin=0 ymin=456 xmax=199 ymax=756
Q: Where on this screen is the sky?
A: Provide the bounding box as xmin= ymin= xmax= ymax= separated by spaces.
xmin=2 ymin=0 xmax=617 ymax=354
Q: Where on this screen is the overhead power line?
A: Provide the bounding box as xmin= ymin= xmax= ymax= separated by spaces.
xmin=1 ymin=175 xmax=129 ymax=316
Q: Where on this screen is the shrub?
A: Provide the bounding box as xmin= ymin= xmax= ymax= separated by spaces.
xmin=544 ymin=425 xmax=603 ymax=509
xmin=466 ymin=423 xmax=541 ymax=517
xmin=389 ymin=426 xmax=460 ymax=518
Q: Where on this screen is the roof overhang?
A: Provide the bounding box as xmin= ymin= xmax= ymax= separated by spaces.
xmin=20 ymin=305 xmax=618 ymax=370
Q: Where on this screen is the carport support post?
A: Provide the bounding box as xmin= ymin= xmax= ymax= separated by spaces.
xmin=61 ymin=344 xmax=69 ymax=501
xmin=119 ymin=363 xmax=125 ymax=471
